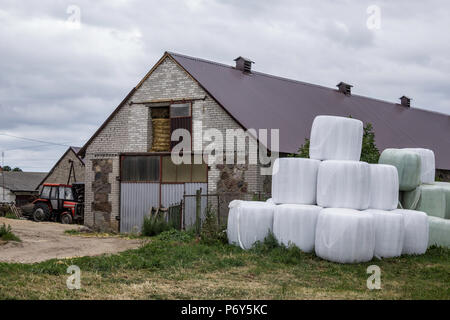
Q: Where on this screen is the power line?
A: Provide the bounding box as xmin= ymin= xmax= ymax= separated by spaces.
xmin=0 ymin=133 xmax=72 ymax=147
xmin=4 ymin=143 xmax=69 ymax=152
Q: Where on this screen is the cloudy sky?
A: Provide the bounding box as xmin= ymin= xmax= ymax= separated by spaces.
xmin=0 ymin=0 xmax=449 ymax=172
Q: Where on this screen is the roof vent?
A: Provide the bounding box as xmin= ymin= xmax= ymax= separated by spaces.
xmin=337 ymin=82 xmax=353 ymax=95
xmin=234 ymin=56 xmax=254 ymax=73
xmin=400 ymin=96 xmax=411 ymax=107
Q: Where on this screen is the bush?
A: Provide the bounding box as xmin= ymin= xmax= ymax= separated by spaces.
xmin=0 ymin=223 xmax=21 ymax=242
xmin=142 ymin=215 xmax=174 ymax=237
xmin=360 ymin=123 xmax=380 ymax=163
xmin=288 ymin=138 xmax=310 ymax=158
xmin=251 ymin=231 xmax=280 ymax=253
xmin=200 ymin=205 xmax=228 ymax=245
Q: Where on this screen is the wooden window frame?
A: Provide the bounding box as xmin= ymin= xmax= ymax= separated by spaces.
xmin=120 ymin=153 xmax=208 ymax=184
xmin=169 ymin=102 xmax=192 ymax=119
xmin=169 ymin=102 xmax=193 ymax=152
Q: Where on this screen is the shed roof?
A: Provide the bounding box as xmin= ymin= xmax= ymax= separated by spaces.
xmin=168 ymin=52 xmax=450 ymax=170
xmin=0 ymin=172 xmax=47 ymax=192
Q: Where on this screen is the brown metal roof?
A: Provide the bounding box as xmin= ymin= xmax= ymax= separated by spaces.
xmin=169 ymin=52 xmax=450 ymax=170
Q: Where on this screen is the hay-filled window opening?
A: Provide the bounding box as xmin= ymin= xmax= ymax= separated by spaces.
xmin=149 ymin=102 xmax=192 ymax=152
xmin=150 ymin=106 xmax=171 ymax=152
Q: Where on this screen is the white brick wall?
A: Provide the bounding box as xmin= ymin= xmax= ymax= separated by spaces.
xmin=84 ymin=55 xmax=265 ymax=231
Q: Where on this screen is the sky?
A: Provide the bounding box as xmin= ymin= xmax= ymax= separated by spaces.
xmin=0 ymin=0 xmax=449 ymax=172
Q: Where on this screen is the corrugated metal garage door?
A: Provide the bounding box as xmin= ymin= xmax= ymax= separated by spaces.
xmin=120 ymin=182 xmax=208 ymax=233
xmin=120 ymin=183 xmax=159 ymax=233
xmin=161 ymin=184 xmax=184 ymax=207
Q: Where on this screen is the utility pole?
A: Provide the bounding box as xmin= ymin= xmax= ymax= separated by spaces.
xmin=1 ymin=151 xmax=4 ymax=202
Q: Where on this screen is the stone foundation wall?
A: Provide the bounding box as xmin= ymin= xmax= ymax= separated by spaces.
xmin=91 ymin=159 xmax=113 ymax=230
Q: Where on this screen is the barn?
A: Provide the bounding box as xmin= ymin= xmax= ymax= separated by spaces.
xmin=78 ymin=51 xmax=450 ymax=232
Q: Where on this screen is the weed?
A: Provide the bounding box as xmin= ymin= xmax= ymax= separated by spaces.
xmin=0 ymin=223 xmax=21 ymax=242
xmin=142 ymin=215 xmax=174 ymax=237
xmin=200 ymin=205 xmax=228 ymax=245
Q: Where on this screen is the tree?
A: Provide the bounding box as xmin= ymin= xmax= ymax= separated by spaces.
xmin=288 ymin=138 xmax=310 ymax=158
xmin=289 ymin=121 xmax=380 ymax=163
xmin=360 ymin=123 xmax=380 ymax=163
xmin=0 ymin=166 xmax=22 ymax=172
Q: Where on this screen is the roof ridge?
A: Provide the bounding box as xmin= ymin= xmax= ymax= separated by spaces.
xmin=169 ymin=51 xmax=448 ymax=117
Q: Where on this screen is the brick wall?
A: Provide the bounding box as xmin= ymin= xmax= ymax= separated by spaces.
xmin=42 ymin=149 xmax=85 ymax=186
xmin=84 ymin=56 xmax=266 ymax=231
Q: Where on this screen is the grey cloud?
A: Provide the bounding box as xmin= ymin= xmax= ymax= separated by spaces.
xmin=0 ymin=0 xmax=449 ymax=171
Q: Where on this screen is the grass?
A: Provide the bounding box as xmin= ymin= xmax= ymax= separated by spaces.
xmin=0 ymin=223 xmax=21 ymax=243
xmin=0 ymin=230 xmax=449 ymax=300
xmin=4 ymin=212 xmax=18 ymax=220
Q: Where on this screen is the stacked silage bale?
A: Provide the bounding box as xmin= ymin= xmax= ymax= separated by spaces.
xmin=271 ymin=158 xmax=322 ymax=253
xmin=227 ymin=157 xmax=322 ymax=252
xmin=227 ymin=115 xmax=432 ymax=262
xmin=379 ymin=148 xmax=450 ymax=248
xmin=311 ymin=116 xmax=411 ymax=262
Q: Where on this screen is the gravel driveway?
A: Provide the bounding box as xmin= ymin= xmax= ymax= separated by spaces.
xmin=0 ymin=217 xmax=142 ymax=263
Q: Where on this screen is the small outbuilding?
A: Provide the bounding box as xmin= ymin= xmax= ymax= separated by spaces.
xmin=36 ymin=146 xmax=85 ymax=190
xmin=0 ymin=171 xmax=47 ymax=206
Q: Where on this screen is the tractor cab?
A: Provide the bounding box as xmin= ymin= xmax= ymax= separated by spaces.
xmin=32 ymin=183 xmax=84 ymax=224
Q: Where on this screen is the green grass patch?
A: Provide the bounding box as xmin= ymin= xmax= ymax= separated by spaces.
xmin=4 ymin=212 xmax=18 ymax=219
xmin=0 ymin=223 xmax=21 ymax=242
xmin=0 ymin=231 xmax=449 ymax=300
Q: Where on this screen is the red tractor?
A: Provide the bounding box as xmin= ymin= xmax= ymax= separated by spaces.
xmin=32 ymin=183 xmax=84 ymax=224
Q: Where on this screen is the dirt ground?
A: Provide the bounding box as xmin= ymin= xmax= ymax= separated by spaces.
xmin=0 ymin=217 xmax=142 ymax=263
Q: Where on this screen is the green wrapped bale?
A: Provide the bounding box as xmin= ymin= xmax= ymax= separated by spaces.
xmin=428 ymin=216 xmax=450 ymax=248
xmin=403 ymin=184 xmax=446 ymax=219
xmin=378 ymin=149 xmax=421 ymax=191
xmin=434 ymin=182 xmax=450 ymax=219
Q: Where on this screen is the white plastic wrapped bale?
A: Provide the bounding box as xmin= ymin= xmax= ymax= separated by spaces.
xmin=315 ymin=208 xmax=375 ymax=263
xmin=368 ymin=164 xmax=399 ymax=210
xmin=403 ymin=148 xmax=435 ymax=184
xmin=309 ymin=115 xmax=363 ymax=161
xmin=402 ymin=184 xmax=446 ymax=219
xmin=434 ymin=182 xmax=450 ymax=219
xmin=271 ymin=158 xmax=320 ymax=205
xmin=227 ymin=201 xmax=275 ymax=250
xmin=378 ymin=149 xmax=421 ymax=191
xmin=317 ymin=160 xmax=370 ymax=210
xmin=273 ymin=204 xmax=322 ymax=253
xmin=364 ymin=209 xmax=404 ymax=258
xmin=428 ymin=216 xmax=450 ymax=248
xmin=393 ymin=209 xmax=428 ymax=255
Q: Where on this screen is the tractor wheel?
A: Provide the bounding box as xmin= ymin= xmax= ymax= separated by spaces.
xmin=61 ymin=213 xmax=73 ymax=224
xmin=33 ymin=203 xmax=50 ymax=222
